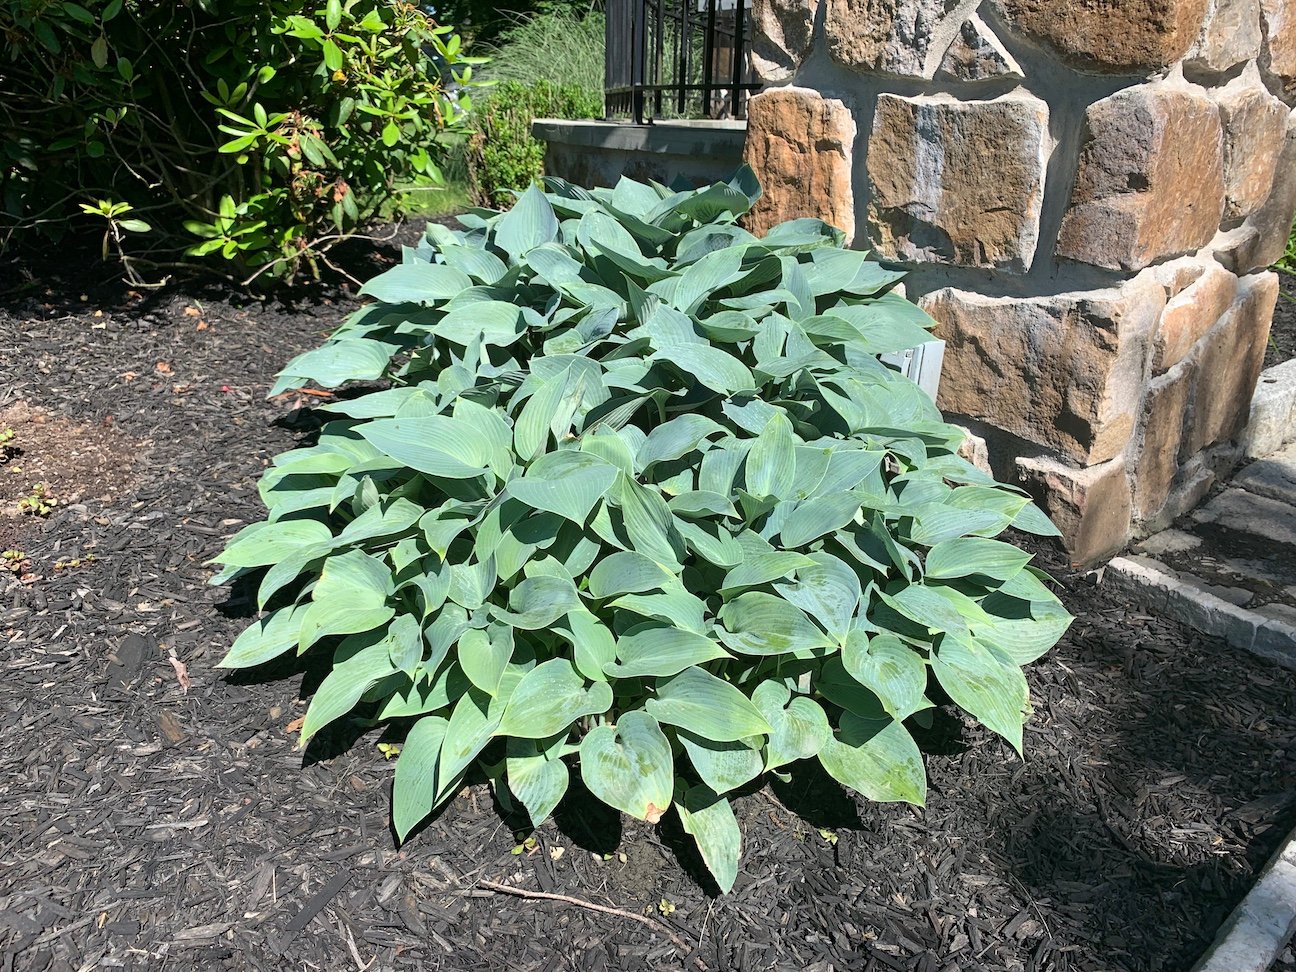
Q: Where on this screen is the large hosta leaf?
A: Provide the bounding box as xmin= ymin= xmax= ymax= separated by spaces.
xmin=508 ymin=451 xmax=618 ymax=525
xmin=580 ymin=711 xmax=674 ymax=822
xmin=676 ymin=786 xmax=742 ymax=893
xmin=930 ymin=635 xmax=1029 ymax=753
xmin=818 ymin=711 xmax=927 ymax=805
xmin=360 ymin=416 xmax=495 ymax=479
xmin=495 ymin=658 xmax=613 ymax=738
xmin=718 ymin=592 xmax=833 ymax=656
xmin=644 ymin=666 xmax=772 ymax=742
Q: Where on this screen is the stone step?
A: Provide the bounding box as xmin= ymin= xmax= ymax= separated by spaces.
xmin=1234 ymin=442 xmax=1296 ymax=506
xmin=1191 ymin=487 xmax=1296 ymax=548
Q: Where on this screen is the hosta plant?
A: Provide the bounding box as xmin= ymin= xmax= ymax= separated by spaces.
xmin=212 ymin=169 xmax=1072 ymax=892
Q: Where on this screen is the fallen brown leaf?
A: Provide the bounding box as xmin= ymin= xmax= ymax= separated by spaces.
xmin=285 ymin=715 xmax=305 ymax=734
xmin=167 ymin=649 xmax=190 ymax=694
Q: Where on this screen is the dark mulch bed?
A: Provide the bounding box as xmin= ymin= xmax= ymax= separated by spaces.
xmin=2 ymin=233 xmax=1295 ymax=972
xmin=1269 ymin=267 xmax=1296 ymax=369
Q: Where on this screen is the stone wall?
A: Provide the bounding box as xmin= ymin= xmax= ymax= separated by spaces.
xmin=743 ymin=0 xmax=1296 ymax=563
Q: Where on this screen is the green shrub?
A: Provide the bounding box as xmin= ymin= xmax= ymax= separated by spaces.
xmin=0 ymin=0 xmax=479 ymax=280
xmin=465 ymin=80 xmax=601 ymax=208
xmin=212 ymin=169 xmax=1072 ymax=892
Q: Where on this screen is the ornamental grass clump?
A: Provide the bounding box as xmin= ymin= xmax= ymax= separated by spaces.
xmin=212 ymin=169 xmax=1072 ymax=892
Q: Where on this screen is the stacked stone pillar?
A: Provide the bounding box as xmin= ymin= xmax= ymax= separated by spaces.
xmin=743 ymin=0 xmax=1296 ymax=562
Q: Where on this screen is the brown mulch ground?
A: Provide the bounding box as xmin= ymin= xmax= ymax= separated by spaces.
xmin=1 ymin=230 xmax=1295 ymax=972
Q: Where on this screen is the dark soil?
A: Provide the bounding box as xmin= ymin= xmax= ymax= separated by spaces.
xmin=1268 ymin=267 xmax=1296 ymax=369
xmin=2 ymin=231 xmax=1295 ymax=972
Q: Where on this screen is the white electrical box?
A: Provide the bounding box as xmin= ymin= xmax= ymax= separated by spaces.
xmin=881 ymin=340 xmax=946 ymax=403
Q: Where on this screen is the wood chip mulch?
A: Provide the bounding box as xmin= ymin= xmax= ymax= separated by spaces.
xmin=1 ymin=238 xmax=1294 ymax=972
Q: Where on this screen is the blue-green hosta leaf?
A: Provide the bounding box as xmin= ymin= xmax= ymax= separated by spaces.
xmin=668 ymin=491 xmax=738 ymax=519
xmin=636 ymin=415 xmax=726 ymax=470
xmin=1010 ymin=501 xmax=1063 ymax=537
xmin=579 ymin=711 xmax=675 ymax=823
xmin=618 ymin=475 xmax=686 ymax=570
xmin=652 ymin=344 xmax=756 ymax=396
xmin=751 ymin=680 xmax=831 ymax=770
xmin=494 ymin=574 xmax=580 ymax=630
xmin=360 ymin=263 xmax=472 ymax=304
xmin=677 ymin=731 xmax=764 ymax=794
xmin=674 ymin=519 xmax=744 ymax=568
xmin=495 ymin=183 xmax=559 ymax=261
xmin=906 ymin=501 xmax=1013 ymax=545
xmin=440 ymin=244 xmax=509 ymax=284
xmin=818 ymin=711 xmax=927 ymax=805
xmin=878 ymin=583 xmax=973 ymax=639
xmin=645 ymin=666 xmax=772 ymax=742
xmin=924 ymin=537 xmax=1032 ymax=582
xmin=496 ymin=658 xmax=613 ymax=738
xmin=558 ymin=608 xmax=618 ymax=682
xmin=214 ymin=519 xmax=333 ymax=568
xmin=587 ymin=550 xmax=676 ymax=598
xmin=318 ymin=387 xmax=422 ymax=418
xmin=335 ymin=497 xmax=422 ymax=546
xmin=605 ymin=622 xmax=729 ymax=678
xmin=777 ymin=491 xmax=863 ymax=548
xmin=219 ymin=604 xmax=308 ymax=669
xmin=508 ymin=451 xmax=618 ymax=525
xmin=300 ymin=638 xmax=398 ymax=745
xmin=841 ymin=631 xmax=928 ymax=721
xmin=393 ymin=715 xmax=450 ymax=840
xmin=824 ymin=296 xmax=934 ymax=355
xmin=437 ymin=686 xmax=501 ymax=795
xmin=506 ymin=734 xmax=569 ymax=827
xmin=720 ymin=532 xmax=816 ymax=592
xmin=669 ymin=243 xmax=745 ymax=314
xmin=383 ymin=613 xmax=424 ymax=677
xmin=744 ymin=412 xmax=796 ymax=499
xmin=514 ymin=365 xmax=583 ymax=462
xmin=611 ymin=588 xmax=708 ymax=634
xmin=718 ymin=592 xmax=833 ymax=656
xmin=457 ymin=626 xmax=512 ymax=695
xmin=434 ymin=300 xmax=525 ymax=347
xmin=931 ymin=635 xmax=1029 ymax=754
xmin=360 ymin=416 xmax=494 ymax=479
xmin=775 ymin=552 xmax=861 ymax=641
xmin=298 ymin=550 xmax=396 ymax=650
xmin=676 ymin=786 xmax=742 ymax=893
xmin=274 ymin=338 xmax=399 ymax=391
xmin=973 ymin=587 xmax=1072 ymax=666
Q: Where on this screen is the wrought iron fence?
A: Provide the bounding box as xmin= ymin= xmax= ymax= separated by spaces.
xmin=605 ymin=0 xmax=760 ymax=123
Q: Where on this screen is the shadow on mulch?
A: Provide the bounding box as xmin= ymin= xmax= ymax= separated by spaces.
xmin=0 ymin=229 xmax=1294 ymax=972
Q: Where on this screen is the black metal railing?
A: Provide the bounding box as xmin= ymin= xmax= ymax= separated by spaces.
xmin=605 ymin=0 xmax=760 ymax=123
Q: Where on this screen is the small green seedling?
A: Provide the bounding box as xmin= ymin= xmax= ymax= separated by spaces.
xmin=17 ymin=483 xmax=56 ymax=516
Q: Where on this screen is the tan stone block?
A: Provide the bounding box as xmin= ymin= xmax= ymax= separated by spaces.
xmin=743 ymin=87 xmax=857 ymax=242
xmin=990 ymin=0 xmax=1210 ymax=73
xmin=1134 ymin=363 xmax=1195 ymax=518
xmin=1057 ymin=80 xmax=1225 ymax=272
xmin=1185 ymin=272 xmax=1279 ymax=453
xmin=1231 ymin=108 xmax=1296 ymax=271
xmin=1015 ymin=456 xmax=1133 ymax=565
xmin=1261 ymin=0 xmax=1296 ymax=98
xmin=1153 ymin=262 xmax=1239 ymax=373
xmin=952 ymin=424 xmax=993 ymax=476
xmin=935 ymin=14 xmax=1024 ymax=81
xmin=1186 ymin=0 xmax=1263 ymax=73
xmin=825 ymin=0 xmax=979 ymax=78
xmin=922 ymin=275 xmax=1166 ymax=465
xmin=752 ymin=0 xmax=821 ymax=82
xmin=866 ymin=92 xmax=1049 ymax=272
xmin=1152 ymin=256 xmax=1212 ymax=298
xmin=1215 ymin=66 xmax=1289 ymax=219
